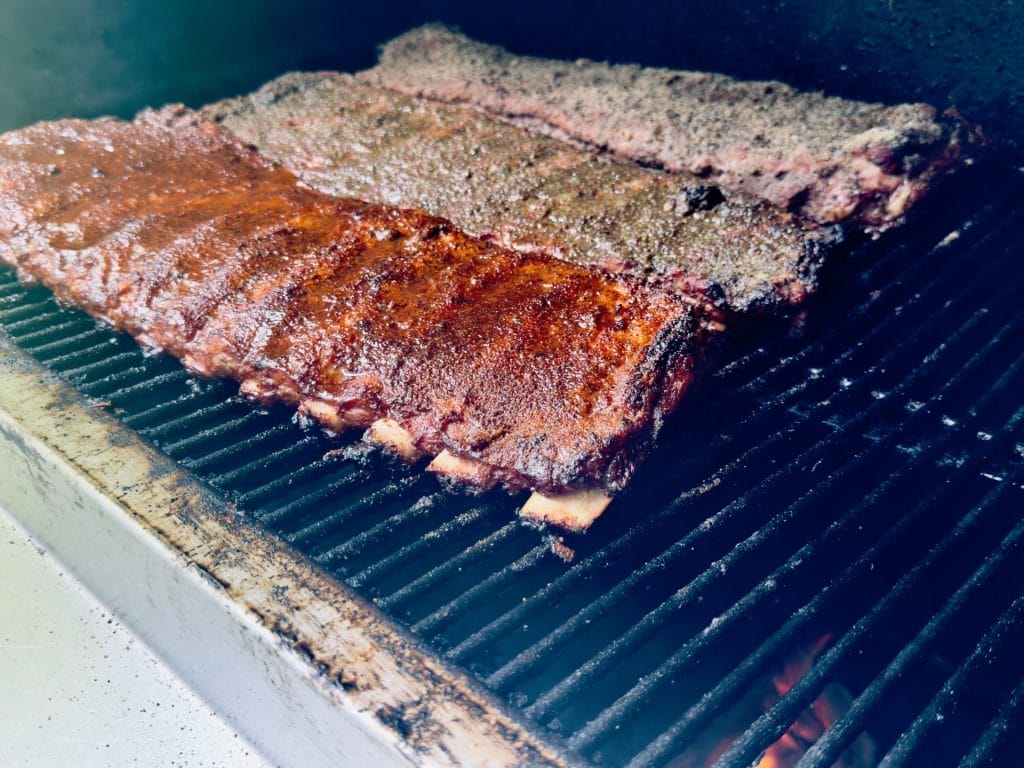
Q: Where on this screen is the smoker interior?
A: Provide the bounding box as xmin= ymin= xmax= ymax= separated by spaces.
xmin=1 ymin=153 xmax=1022 ymax=766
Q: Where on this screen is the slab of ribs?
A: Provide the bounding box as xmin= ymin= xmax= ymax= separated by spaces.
xmin=364 ymin=24 xmax=980 ymax=234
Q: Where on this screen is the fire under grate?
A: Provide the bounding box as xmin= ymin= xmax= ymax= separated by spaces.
xmin=1 ymin=160 xmax=1023 ymax=767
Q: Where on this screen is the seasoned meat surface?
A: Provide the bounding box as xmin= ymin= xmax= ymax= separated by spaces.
xmin=0 ymin=108 xmax=713 ymax=494
xmin=364 ymin=24 xmax=981 ymax=232
xmin=203 ymin=73 xmax=833 ymax=316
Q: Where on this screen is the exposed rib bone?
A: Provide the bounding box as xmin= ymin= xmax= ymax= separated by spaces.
xmin=365 ymin=419 xmax=424 ymax=462
xmin=427 ymin=450 xmax=496 ymax=489
xmin=519 ymin=489 xmax=613 ymax=532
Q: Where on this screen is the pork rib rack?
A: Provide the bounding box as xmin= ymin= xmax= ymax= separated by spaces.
xmin=0 ymin=108 xmax=716 ymax=527
xmin=365 ymin=24 xmax=981 ymax=233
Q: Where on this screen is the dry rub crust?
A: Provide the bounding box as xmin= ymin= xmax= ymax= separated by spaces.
xmin=0 ymin=108 xmax=715 ymax=496
xmin=202 ymin=73 xmax=834 ymax=317
xmin=365 ymin=24 xmax=982 ymax=233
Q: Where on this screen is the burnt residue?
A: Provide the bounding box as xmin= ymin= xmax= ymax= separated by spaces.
xmin=336 ymin=672 xmax=360 ymax=692
xmin=192 ymin=561 xmax=231 ymax=591
xmin=377 ymin=704 xmax=415 ymax=740
xmin=678 ymin=185 xmax=726 ymax=214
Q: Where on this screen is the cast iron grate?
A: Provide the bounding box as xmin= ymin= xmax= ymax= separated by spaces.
xmin=1 ymin=161 xmax=1023 ymax=767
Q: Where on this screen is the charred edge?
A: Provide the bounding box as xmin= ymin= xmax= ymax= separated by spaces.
xmin=601 ymin=304 xmax=715 ymax=491
xmin=192 ymin=561 xmax=231 ymax=591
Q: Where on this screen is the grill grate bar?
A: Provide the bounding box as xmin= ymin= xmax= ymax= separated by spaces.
xmin=347 ymin=505 xmax=489 ymax=589
xmin=377 ymin=521 xmax=523 ymax=611
xmin=233 ymin=454 xmax=354 ymax=508
xmin=314 ymin=491 xmax=442 ymax=565
xmin=54 ymin=350 xmax=142 ymax=380
xmin=718 ymin=202 xmax=1024 ymax=432
xmin=288 ymin=475 xmax=423 ymax=548
xmin=1 ymin=309 xmax=70 ymax=334
xmin=719 ymin=198 xmax=1023 ymax=397
xmin=572 ymin=428 xmax=1017 ymax=757
xmin=206 ymin=436 xmax=320 ymax=488
xmin=74 ymin=364 xmax=161 ymax=396
xmin=101 ymin=368 xmax=192 ymax=401
xmin=0 ymin=293 xmax=31 ymax=311
xmin=143 ymin=400 xmax=250 ymax=441
xmin=27 ymin=334 xmax=117 ymax=363
xmin=0 ymin=298 xmax=59 ymax=323
xmin=158 ymin=411 xmax=267 ymax=455
xmin=960 ymin=676 xmax=1024 ymax=768
xmin=671 ymin=201 xmax=1015 ymax=520
xmin=183 ymin=422 xmax=298 ymax=473
xmin=255 ymin=465 xmax=373 ymax=528
xmin=11 ymin=318 xmax=95 ymax=346
xmin=0 ymin=278 xmax=24 ymax=295
xmin=799 ymin=577 xmax=1024 ymax=766
xmin=478 ymin=500 xmax=756 ymax=688
xmin=0 ymin=284 xmax=40 ymax=302
xmin=502 ymin=268 xmax=1024 ymax=710
xmin=528 ymin=402 xmax=983 ymax=726
xmin=710 ymin=471 xmax=1024 ymax=768
xmin=875 ymin=594 xmax=1024 ymax=768
xmin=409 ymin=543 xmax=550 ymax=636
xmin=121 ymin=391 xmax=211 ymax=429
xmin=709 ymin=202 xmax=1023 ymax=486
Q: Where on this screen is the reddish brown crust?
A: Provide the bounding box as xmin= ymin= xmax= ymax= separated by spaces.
xmin=0 ymin=109 xmax=715 ymax=494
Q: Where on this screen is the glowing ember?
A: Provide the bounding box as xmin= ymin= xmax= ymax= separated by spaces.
xmin=755 ymin=634 xmax=875 ymax=768
xmin=757 ymin=635 xmax=835 ymax=768
xmin=669 ymin=634 xmax=875 ymax=768
xmin=754 ymin=677 xmax=875 ymax=767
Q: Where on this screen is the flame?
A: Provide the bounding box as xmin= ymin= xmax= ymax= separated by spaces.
xmin=667 ymin=634 xmax=875 ymax=768
xmin=755 ymin=635 xmax=835 ymax=768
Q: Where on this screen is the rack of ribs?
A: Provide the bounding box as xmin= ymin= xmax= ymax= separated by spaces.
xmin=0 ymin=108 xmax=720 ymax=530
xmin=202 ymin=73 xmax=836 ymax=318
xmin=363 ymin=24 xmax=981 ymax=233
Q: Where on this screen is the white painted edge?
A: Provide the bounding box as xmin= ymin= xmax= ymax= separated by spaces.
xmin=0 ymin=408 xmax=415 ymax=768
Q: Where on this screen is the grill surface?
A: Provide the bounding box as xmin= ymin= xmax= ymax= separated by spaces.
xmin=2 ymin=159 xmax=1023 ymax=767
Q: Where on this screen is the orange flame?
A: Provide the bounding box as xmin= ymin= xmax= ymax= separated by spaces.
xmin=756 ymin=633 xmax=877 ymax=768
xmin=756 ymin=635 xmax=835 ymax=768
xmin=668 ymin=634 xmax=875 ymax=768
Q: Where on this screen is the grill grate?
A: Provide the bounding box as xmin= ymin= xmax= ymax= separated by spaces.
xmin=2 ymin=161 xmax=1023 ymax=766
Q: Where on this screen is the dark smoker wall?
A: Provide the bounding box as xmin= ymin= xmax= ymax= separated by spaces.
xmin=1 ymin=0 xmax=1022 ymax=147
